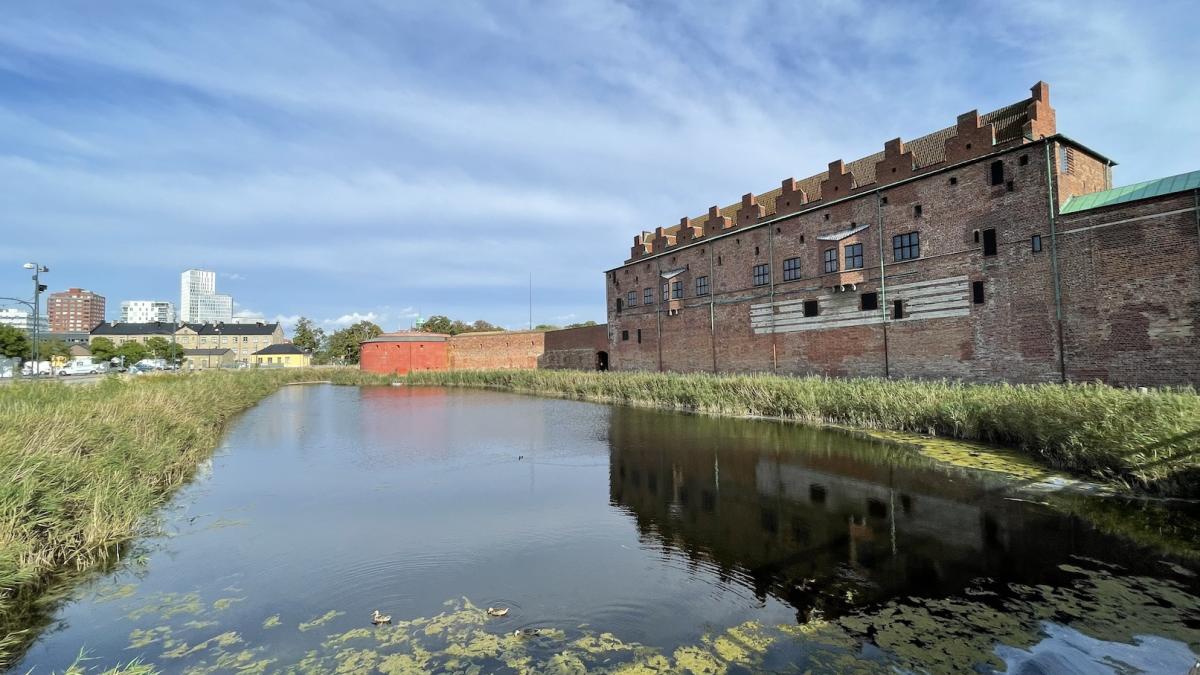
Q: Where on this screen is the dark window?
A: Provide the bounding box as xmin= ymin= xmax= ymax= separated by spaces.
xmin=696 ymin=275 xmax=709 ymax=296
xmin=661 ymin=283 xmax=669 ymax=301
xmin=717 ymin=255 xmax=722 ymax=266
xmin=989 ymin=160 xmax=1005 ymax=186
xmin=637 ymin=329 xmax=642 ymax=343
xmin=913 ymin=204 xmax=923 ymax=217
xmin=1019 ymin=154 xmax=1029 ymax=166
xmin=880 ymin=196 xmax=888 ymax=204
xmin=972 ymin=280 xmax=985 ymax=304
xmin=893 ymin=299 xmax=904 ymax=319
xmin=1031 ymin=235 xmax=1043 ymax=252
xmin=973 ymin=230 xmax=980 ymax=243
xmin=803 ymin=300 xmax=819 ymax=317
xmin=949 ymin=176 xmax=958 ymax=185
xmin=671 ymin=280 xmax=683 ymax=299
xmin=752 ymin=264 xmax=770 ymax=287
xmin=782 ymin=257 xmax=801 ymax=281
xmin=621 ymin=330 xmax=629 ymax=341
xmin=643 ymin=287 xmax=652 ymax=305
xmin=861 ymin=292 xmax=878 ymax=311
xmin=626 ymin=291 xmax=636 ymax=307
xmin=982 ymin=228 xmax=997 ymax=256
xmin=823 ymin=248 xmax=838 ymax=273
xmin=616 ymin=298 xmax=623 ymax=312
xmin=893 ymin=232 xmax=920 ymax=261
xmin=1006 ymin=180 xmax=1015 ymax=192
xmin=844 ymin=243 xmax=863 ymax=270
xmin=1060 ymin=147 xmax=1071 ymax=174
xmin=754 ymin=246 xmax=759 ymax=255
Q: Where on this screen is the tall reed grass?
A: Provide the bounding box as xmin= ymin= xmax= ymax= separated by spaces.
xmin=0 ymin=368 xmax=387 ymax=665
xmin=405 ymin=369 xmax=1200 ymax=495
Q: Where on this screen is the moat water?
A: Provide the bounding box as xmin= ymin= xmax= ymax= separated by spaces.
xmin=10 ymin=385 xmax=1200 ymax=673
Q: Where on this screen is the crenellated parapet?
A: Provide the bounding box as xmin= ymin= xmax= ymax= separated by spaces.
xmin=675 ymin=216 xmax=703 ymax=244
xmin=623 ymin=82 xmax=1058 ymax=263
xmin=736 ymin=193 xmax=765 ymax=227
xmin=874 ymin=138 xmax=915 ymax=187
xmin=943 ymin=110 xmax=996 ymax=164
xmin=703 ymin=205 xmax=732 ymax=237
xmin=1023 ymin=81 xmax=1056 ymax=140
xmin=819 ymin=160 xmax=854 ymax=199
xmin=775 ymin=177 xmax=808 ymax=217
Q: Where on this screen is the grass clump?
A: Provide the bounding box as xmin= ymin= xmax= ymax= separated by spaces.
xmin=0 ymin=368 xmax=387 ymax=666
xmin=405 ymin=370 xmax=1200 ymax=495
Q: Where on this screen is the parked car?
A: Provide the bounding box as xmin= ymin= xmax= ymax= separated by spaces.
xmin=21 ymin=361 xmax=52 ymax=377
xmin=59 ymin=361 xmax=101 ymax=376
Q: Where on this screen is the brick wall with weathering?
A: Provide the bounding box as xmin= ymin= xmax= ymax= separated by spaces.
xmin=447 ymin=331 xmax=546 ymax=370
xmin=539 ymin=324 xmax=609 ymax=370
xmin=359 ymin=334 xmax=449 ymax=375
xmin=1055 ymin=191 xmax=1200 ymax=387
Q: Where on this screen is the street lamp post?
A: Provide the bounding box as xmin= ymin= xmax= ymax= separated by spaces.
xmin=22 ymin=263 xmax=48 ymax=371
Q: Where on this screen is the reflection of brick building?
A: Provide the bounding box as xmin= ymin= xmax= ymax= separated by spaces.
xmin=605 ymin=406 xmax=1141 ymax=622
xmin=48 ymin=288 xmax=106 ymax=333
xmin=605 ymin=82 xmax=1199 ymax=386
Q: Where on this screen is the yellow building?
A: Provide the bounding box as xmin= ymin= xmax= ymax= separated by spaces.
xmin=183 ymin=348 xmax=236 ymax=370
xmin=91 ymin=321 xmax=287 ymax=366
xmin=253 ymin=343 xmax=311 ymax=368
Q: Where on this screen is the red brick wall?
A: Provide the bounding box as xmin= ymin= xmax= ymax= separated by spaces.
xmin=1056 ymin=192 xmax=1200 ymax=386
xmin=360 ymin=340 xmax=448 ymax=375
xmin=540 ymin=324 xmax=609 ymax=370
xmin=448 ymin=331 xmax=545 ymax=370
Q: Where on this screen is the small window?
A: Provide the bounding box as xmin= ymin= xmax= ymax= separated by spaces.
xmin=982 ymin=228 xmax=997 ymax=256
xmin=893 ymin=300 xmax=904 ymax=319
xmin=913 ymin=204 xmax=923 ymax=218
xmin=1060 ymin=147 xmax=1071 ymax=174
xmin=973 ymin=230 xmax=980 ymax=243
xmin=671 ymin=280 xmax=683 ymax=299
xmin=1031 ymin=235 xmax=1043 ymax=252
xmin=717 ymin=255 xmax=722 ymax=266
xmin=800 ymin=235 xmax=805 ymax=243
xmin=860 ymin=292 xmax=878 ymax=311
xmin=621 ymin=330 xmax=629 ymax=341
xmin=972 ymin=280 xmax=985 ymax=305
xmin=823 ymin=213 xmax=830 ymax=220
xmin=696 ymin=275 xmax=709 ymax=296
xmin=626 ymin=290 xmax=637 ymax=307
xmin=989 ymin=160 xmax=1004 ymax=186
xmin=844 ymin=243 xmax=863 ymax=270
xmin=644 ymin=287 xmax=652 ymax=305
xmin=893 ymin=232 xmax=920 ymax=261
xmin=1019 ymin=154 xmax=1029 ymax=166
xmin=637 ymin=329 xmax=642 ymax=344
xmin=880 ymin=196 xmax=888 ymax=204
xmin=1006 ymin=180 xmax=1014 ymax=192
xmin=754 ymin=246 xmax=759 ymax=256
xmin=753 ymin=264 xmax=770 ymax=287
xmin=823 ymin=248 xmax=838 ymax=273
xmin=616 ymin=298 xmax=624 ymax=312
xmin=949 ymin=176 xmax=958 ymax=186
xmin=782 ymin=257 xmax=801 ymax=281
xmin=803 ymin=300 xmax=819 ymax=317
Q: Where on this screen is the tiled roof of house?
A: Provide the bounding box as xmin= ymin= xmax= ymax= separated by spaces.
xmin=183 ymin=322 xmax=280 ymax=335
xmin=253 ymin=343 xmax=307 ymax=356
xmin=90 ymin=321 xmax=177 ymax=336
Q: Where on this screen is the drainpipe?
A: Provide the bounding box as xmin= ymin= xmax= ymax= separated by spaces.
xmin=877 ymin=191 xmax=890 ymax=378
xmin=769 ymin=221 xmax=777 ymax=371
xmin=1043 ymin=140 xmax=1067 ymax=383
xmin=709 ymin=241 xmax=717 ymax=373
xmin=657 ymin=258 xmax=664 ymax=373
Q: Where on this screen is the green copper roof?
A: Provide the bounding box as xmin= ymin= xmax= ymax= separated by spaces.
xmin=1061 ymin=169 xmax=1200 ymax=214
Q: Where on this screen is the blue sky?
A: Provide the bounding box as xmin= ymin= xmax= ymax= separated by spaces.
xmin=1 ymin=1 xmax=1197 ymax=334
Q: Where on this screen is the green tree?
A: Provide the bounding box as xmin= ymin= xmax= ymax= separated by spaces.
xmin=470 ymin=320 xmax=504 ymax=333
xmin=89 ymin=337 xmax=118 ymax=363
xmin=41 ymin=338 xmax=72 ymax=360
xmin=420 ymin=315 xmax=453 ymax=335
xmin=145 ymin=336 xmax=185 ymax=363
xmin=116 ymin=341 xmax=149 ymax=366
xmin=0 ymin=325 xmax=31 ymax=358
xmin=534 ymin=324 xmax=560 ymax=331
xmin=325 ymin=320 xmax=382 ymax=364
xmin=292 ymin=317 xmax=324 ymax=353
xmin=565 ymin=321 xmax=598 ymax=328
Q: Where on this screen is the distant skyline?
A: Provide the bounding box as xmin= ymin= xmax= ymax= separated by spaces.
xmin=2 ymin=1 xmax=1198 ymax=333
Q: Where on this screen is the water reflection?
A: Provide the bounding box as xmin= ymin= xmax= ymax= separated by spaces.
xmin=607 ymin=406 xmax=1192 ymax=624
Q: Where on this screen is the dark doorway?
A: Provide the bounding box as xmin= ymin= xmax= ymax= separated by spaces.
xmin=596 ymin=351 xmax=609 ymax=371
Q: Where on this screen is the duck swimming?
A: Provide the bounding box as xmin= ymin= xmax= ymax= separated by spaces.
xmin=486 ymin=607 xmax=509 ymax=617
xmin=371 ymin=610 xmax=392 ymax=625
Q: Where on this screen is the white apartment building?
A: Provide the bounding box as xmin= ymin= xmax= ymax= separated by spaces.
xmin=180 ymin=268 xmax=233 ymax=323
xmin=0 ymin=307 xmax=48 ymax=334
xmin=120 ymin=300 xmax=176 ymax=324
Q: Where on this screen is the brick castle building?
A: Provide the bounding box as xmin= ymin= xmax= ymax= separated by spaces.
xmin=605 ymin=82 xmax=1199 ymax=387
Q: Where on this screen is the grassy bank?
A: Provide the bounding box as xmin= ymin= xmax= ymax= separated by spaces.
xmin=405 ymin=370 xmax=1200 ymax=496
xmin=0 ymin=368 xmax=387 ymax=664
